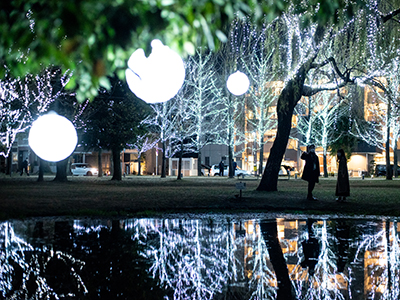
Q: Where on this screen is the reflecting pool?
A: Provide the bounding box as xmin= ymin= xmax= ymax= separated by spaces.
xmin=1 ymin=214 xmax=399 ymax=299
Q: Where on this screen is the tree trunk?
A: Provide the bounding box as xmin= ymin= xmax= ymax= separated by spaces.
xmin=386 ymin=99 xmax=392 ymax=180
xmin=53 ymin=157 xmax=69 ymax=182
xmin=255 ymin=49 xmax=320 ymax=192
xmin=394 ymin=139 xmax=398 ymax=178
xmin=260 ymin=221 xmax=295 ymax=300
xmin=161 ymin=140 xmax=166 ymax=178
xmin=257 ymin=74 xmax=304 ymax=191
xmin=6 ymin=154 xmax=12 ymax=176
xmin=386 ymin=131 xmax=392 ymax=180
xmin=228 ymin=144 xmax=233 ymax=178
xmin=323 ymin=148 xmax=328 ymax=177
xmin=37 ymin=157 xmax=44 ymax=182
xmin=197 ymin=149 xmax=202 ymax=176
xmin=137 ymin=153 xmax=142 ymax=176
xmin=98 ymin=148 xmax=103 ymax=177
xmin=111 ymin=148 xmax=122 ymax=181
xmin=259 ymin=136 xmax=265 ymax=176
xmin=177 ymin=139 xmax=183 ymax=180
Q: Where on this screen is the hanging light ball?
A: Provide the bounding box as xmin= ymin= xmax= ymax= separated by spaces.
xmin=226 ymin=71 xmax=250 ymax=96
xmin=125 ymin=39 xmax=185 ymax=103
xmin=29 ymin=112 xmax=77 ymax=162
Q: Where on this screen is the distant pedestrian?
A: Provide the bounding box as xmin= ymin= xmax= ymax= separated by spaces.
xmin=218 ymin=160 xmax=224 ymax=176
xmin=336 ymin=149 xmax=350 ymax=202
xmin=232 ymin=159 xmax=237 ymax=175
xmin=20 ymin=158 xmax=30 ymax=176
xmin=301 ymin=144 xmax=320 ymax=201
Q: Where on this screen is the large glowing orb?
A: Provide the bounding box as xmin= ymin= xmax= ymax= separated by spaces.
xmin=226 ymin=71 xmax=250 ymax=96
xmin=126 ymin=39 xmax=185 ymax=103
xmin=29 ymin=112 xmax=77 ymax=162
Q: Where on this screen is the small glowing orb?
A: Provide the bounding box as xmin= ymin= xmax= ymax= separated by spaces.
xmin=226 ymin=71 xmax=250 ymax=96
xmin=29 ymin=112 xmax=77 ymax=162
xmin=126 ymin=39 xmax=185 ymax=103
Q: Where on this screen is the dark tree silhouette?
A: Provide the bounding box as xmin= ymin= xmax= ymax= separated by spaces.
xmin=81 ymin=76 xmax=150 ymax=180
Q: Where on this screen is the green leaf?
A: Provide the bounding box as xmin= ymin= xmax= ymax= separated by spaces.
xmin=99 ymin=76 xmax=111 ymax=90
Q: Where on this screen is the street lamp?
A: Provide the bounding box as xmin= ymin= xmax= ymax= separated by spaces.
xmin=226 ymin=71 xmax=250 ymax=96
xmin=28 ymin=112 xmax=77 ymax=162
xmin=125 ymin=39 xmax=185 ymax=103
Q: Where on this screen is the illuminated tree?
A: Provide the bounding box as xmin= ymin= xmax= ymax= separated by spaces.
xmin=0 ymin=68 xmax=70 ymax=158
xmin=184 ymin=51 xmax=224 ymax=176
xmin=128 ymin=132 xmax=159 ymax=176
xmin=142 ymin=101 xmax=177 ymax=178
xmin=294 ymin=91 xmax=349 ymax=177
xmin=257 ymin=1 xmax=400 ymax=191
xmin=354 ymin=51 xmax=400 ymax=178
xmin=214 ymin=19 xmax=252 ymax=178
xmin=169 ymin=85 xmax=192 ymax=180
xmin=241 ymin=25 xmax=279 ymax=175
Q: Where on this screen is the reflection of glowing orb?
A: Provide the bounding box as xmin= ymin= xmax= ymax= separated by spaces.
xmin=126 ymin=39 xmax=185 ymax=103
xmin=29 ymin=113 xmax=77 ymax=162
xmin=226 ymin=71 xmax=250 ymax=96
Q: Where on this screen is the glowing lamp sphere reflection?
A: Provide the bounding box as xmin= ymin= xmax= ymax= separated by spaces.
xmin=29 ymin=113 xmax=77 ymax=162
xmin=226 ymin=71 xmax=250 ymax=96
xmin=125 ymin=39 xmax=185 ymax=103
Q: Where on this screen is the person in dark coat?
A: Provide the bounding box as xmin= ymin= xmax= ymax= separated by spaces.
xmin=301 ymin=144 xmax=320 ymax=201
xmin=336 ymin=149 xmax=350 ymax=202
xmin=300 ymin=219 xmax=320 ymax=275
xmin=232 ymin=159 xmax=237 ymax=174
xmin=218 ymin=160 xmax=224 ymax=176
xmin=20 ymin=158 xmax=30 ymax=176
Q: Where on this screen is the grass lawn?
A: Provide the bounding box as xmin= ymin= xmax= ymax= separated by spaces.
xmin=1 ymin=174 xmax=400 ymax=219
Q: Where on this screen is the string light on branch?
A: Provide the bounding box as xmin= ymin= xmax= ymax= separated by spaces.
xmin=125 ymin=39 xmax=185 ymax=103
xmin=29 ymin=112 xmax=77 ymax=162
xmin=226 ymin=71 xmax=250 ymax=96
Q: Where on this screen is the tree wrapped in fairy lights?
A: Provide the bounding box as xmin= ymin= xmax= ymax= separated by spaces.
xmin=294 ymin=91 xmax=350 ymax=177
xmin=257 ymin=1 xmax=400 ymax=191
xmin=127 ymin=132 xmax=159 ymax=176
xmin=239 ymin=19 xmax=280 ymax=176
xmin=353 ymin=48 xmax=400 ymax=178
xmin=0 ymin=68 xmax=71 ymax=158
xmin=183 ymin=51 xmax=224 ymax=175
xmin=141 ymin=100 xmax=178 ymax=177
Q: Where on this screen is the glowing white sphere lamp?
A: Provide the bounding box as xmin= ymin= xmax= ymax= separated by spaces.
xmin=125 ymin=39 xmax=185 ymax=103
xmin=29 ymin=112 xmax=77 ymax=162
xmin=226 ymin=71 xmax=250 ymax=96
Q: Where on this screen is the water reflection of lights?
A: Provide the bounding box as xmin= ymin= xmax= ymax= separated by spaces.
xmin=2 ymin=217 xmax=400 ymax=299
xmin=1 ymin=222 xmax=88 ymax=299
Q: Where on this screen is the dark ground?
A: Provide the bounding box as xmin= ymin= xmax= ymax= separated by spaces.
xmin=1 ymin=174 xmax=400 ymax=219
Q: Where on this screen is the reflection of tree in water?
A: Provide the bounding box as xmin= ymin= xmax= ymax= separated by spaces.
xmin=299 ymin=220 xmax=350 ymax=300
xmin=3 ymin=217 xmax=400 ymax=299
xmin=0 ymin=221 xmax=87 ymax=299
xmin=132 ymin=218 xmax=246 ymax=300
xmin=349 ymin=220 xmax=400 ymax=300
xmin=245 ymin=221 xmax=278 ymax=300
xmin=0 ymin=220 xmax=165 ymax=299
xmin=260 ymin=220 xmax=295 ymax=300
xmin=244 ymin=218 xmax=400 ymax=300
